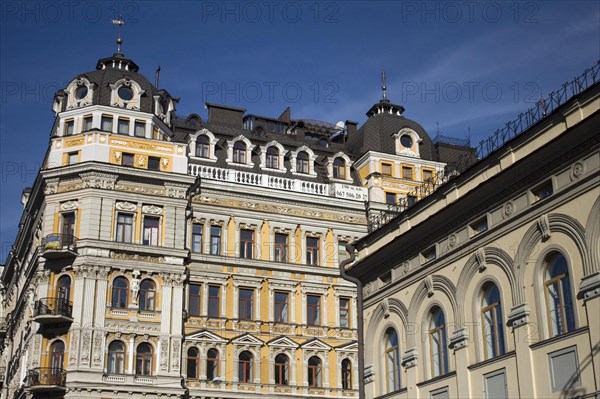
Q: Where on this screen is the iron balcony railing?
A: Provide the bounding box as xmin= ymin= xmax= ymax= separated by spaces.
xmin=26 ymin=367 xmax=67 ymax=388
xmin=33 ymin=297 xmax=73 ymax=319
xmin=40 ymin=234 xmax=77 ymax=252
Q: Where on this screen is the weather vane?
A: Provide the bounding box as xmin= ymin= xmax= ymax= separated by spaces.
xmin=381 ymin=67 xmax=387 ymax=99
xmin=112 ymin=16 xmax=125 ymax=53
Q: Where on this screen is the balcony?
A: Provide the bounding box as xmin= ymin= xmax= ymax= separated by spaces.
xmin=33 ymin=297 xmax=73 ymax=325
xmin=40 ymin=234 xmax=77 ymax=259
xmin=25 ymin=368 xmax=67 ymax=393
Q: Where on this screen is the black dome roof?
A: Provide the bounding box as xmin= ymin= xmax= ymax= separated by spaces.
xmin=71 ymin=53 xmax=157 ymax=114
xmin=347 ymin=100 xmax=436 ymax=161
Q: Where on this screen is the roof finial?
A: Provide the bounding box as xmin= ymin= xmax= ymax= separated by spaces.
xmin=381 ymin=66 xmax=387 ymax=99
xmin=112 ymin=16 xmax=125 ymax=54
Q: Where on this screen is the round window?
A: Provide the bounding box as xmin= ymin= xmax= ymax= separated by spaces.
xmin=75 ymin=85 xmax=88 ymax=100
xmin=118 ymin=86 xmax=133 ymax=101
xmin=400 ymin=134 xmax=413 ymax=148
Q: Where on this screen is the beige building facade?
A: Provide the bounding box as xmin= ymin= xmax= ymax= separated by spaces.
xmin=345 ymin=68 xmax=600 ymax=398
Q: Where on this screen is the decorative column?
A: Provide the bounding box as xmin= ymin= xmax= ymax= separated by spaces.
xmin=449 ymin=328 xmax=471 ymax=398
xmin=507 ymin=303 xmax=537 ymax=398
xmin=401 ymin=348 xmax=419 ymax=398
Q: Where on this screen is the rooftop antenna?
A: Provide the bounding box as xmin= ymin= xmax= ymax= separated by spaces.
xmin=380 ymin=67 xmax=387 ymax=100
xmin=155 ymin=65 xmax=161 ymax=88
xmin=112 ymin=16 xmax=125 ymax=54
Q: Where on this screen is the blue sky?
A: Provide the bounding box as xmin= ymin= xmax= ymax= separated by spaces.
xmin=1 ymin=0 xmax=598 ymax=261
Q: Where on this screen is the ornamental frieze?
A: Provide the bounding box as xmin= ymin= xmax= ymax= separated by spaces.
xmin=115 ymin=183 xmax=165 ymax=196
xmin=109 ymin=251 xmax=166 ymax=264
xmin=58 ymin=180 xmax=83 ymax=193
xmin=193 ymin=196 xmax=367 ymax=225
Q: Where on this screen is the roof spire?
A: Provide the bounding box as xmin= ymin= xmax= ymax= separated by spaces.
xmin=381 ymin=66 xmax=387 ymax=100
xmin=112 ymin=16 xmax=125 ymax=54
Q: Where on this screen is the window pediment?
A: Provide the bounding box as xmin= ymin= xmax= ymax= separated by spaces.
xmin=110 ymin=78 xmax=145 ymax=111
xmin=394 ymin=128 xmax=421 ymax=158
xmin=66 ymin=77 xmax=95 ymax=110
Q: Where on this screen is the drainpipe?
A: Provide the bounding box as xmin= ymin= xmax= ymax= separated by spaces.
xmin=339 ymin=243 xmax=365 ymax=399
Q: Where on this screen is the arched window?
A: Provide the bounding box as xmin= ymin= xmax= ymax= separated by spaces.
xmin=544 ymin=253 xmax=575 ymax=337
xmin=274 ymin=354 xmax=289 ymax=385
xmin=385 ymin=327 xmax=401 ymax=392
xmin=341 ymin=358 xmax=352 ymax=390
xmin=111 ymin=277 xmax=129 ymax=308
xmin=108 ymin=341 xmax=125 ymax=374
xmin=296 ymin=151 xmax=309 ymax=174
xmin=266 ymin=146 xmax=279 ymax=169
xmin=481 ymin=283 xmax=505 ymax=359
xmin=239 ymin=351 xmax=253 ymax=383
xmin=333 ymin=157 xmax=346 ymax=179
xmin=307 ymin=356 xmax=322 ymax=388
xmin=207 ymin=348 xmax=219 ymax=381
xmin=429 ymin=307 xmax=448 ymax=377
xmin=135 ymin=343 xmax=153 ymax=376
xmin=233 ymin=141 xmax=247 ymax=164
xmin=139 ymin=279 xmax=156 ymax=311
xmin=56 ymin=275 xmax=71 ymax=301
xmin=187 ymin=347 xmax=199 ymax=380
xmin=50 ymin=340 xmax=65 ymax=371
xmin=196 ymin=135 xmax=210 ymax=158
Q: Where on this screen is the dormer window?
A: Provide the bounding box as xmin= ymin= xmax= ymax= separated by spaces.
xmin=233 ymin=141 xmax=247 ymax=164
xmin=66 ymin=77 xmax=93 ymax=109
xmin=75 ymin=85 xmax=88 ymax=100
xmin=400 ymin=134 xmax=413 ymax=148
xmin=118 ymin=86 xmax=134 ymax=101
xmin=266 ymin=146 xmax=279 ymax=169
xmin=196 ymin=136 xmax=210 ymax=158
xmin=297 ymin=151 xmax=309 ymax=174
xmin=333 ymin=158 xmax=346 ymax=179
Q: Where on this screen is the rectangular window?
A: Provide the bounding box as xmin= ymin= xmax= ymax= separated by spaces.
xmin=338 ymin=241 xmax=348 ymax=263
xmin=380 ymin=271 xmax=392 ymax=285
xmin=548 ymin=346 xmax=580 ymax=392
xmin=407 ymin=195 xmax=418 ymax=207
xmin=307 ymin=295 xmax=321 ymax=325
xmin=240 ymin=229 xmax=254 ymax=259
xmin=470 ymin=217 xmax=489 ymax=237
xmin=210 ymin=226 xmax=221 ymax=255
xmin=430 ymin=388 xmax=449 ymax=399
xmin=381 ymin=162 xmax=393 ymax=176
xmin=83 ymin=115 xmax=93 ymax=131
xmin=134 ymin=120 xmax=146 ymax=137
xmin=61 ymin=212 xmax=76 ymax=245
xmin=208 ymin=285 xmax=221 ymax=317
xmin=122 ymin=152 xmax=134 ymax=167
xmin=339 ymin=297 xmax=350 ymax=328
xmin=64 ymin=119 xmax=74 ymax=136
xmin=116 ymin=213 xmax=133 ymax=243
xmin=148 ymin=156 xmax=161 ymax=171
xmin=191 ymin=223 xmax=203 ymax=253
xmin=67 ymin=152 xmax=78 ymax=165
xmin=117 ymin=118 xmax=129 ymax=135
xmin=239 ymin=288 xmax=253 ymax=320
xmin=274 ymin=233 xmax=288 ymax=262
xmin=306 ymin=237 xmax=320 ymax=266
xmin=208 ymin=285 xmax=220 ymax=318
xmin=385 ymin=192 xmax=396 ymax=205
xmin=532 ymin=180 xmax=553 ymax=202
xmin=274 ymin=292 xmax=289 ymax=323
xmin=422 ymin=246 xmax=437 ymax=263
xmin=101 ymin=115 xmax=113 ymax=132
xmin=143 ymin=216 xmax=160 ymax=246
xmin=423 ymin=169 xmax=434 ymax=182
xmin=188 ymin=284 xmax=201 ymax=317
xmin=484 ymin=369 xmax=507 ymax=399
xmin=402 ymin=166 xmax=413 ymax=180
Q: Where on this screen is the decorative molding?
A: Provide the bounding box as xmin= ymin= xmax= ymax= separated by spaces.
xmin=115 ymin=201 xmax=137 ymax=212
xmin=579 ymin=272 xmax=600 ymax=301
xmin=401 ymin=347 xmax=418 ymax=368
xmin=424 ymin=275 xmax=434 ymax=297
xmin=81 ymin=172 xmax=117 ymax=190
xmin=537 ymin=214 xmax=551 ymax=241
xmin=142 ymin=205 xmax=162 ymax=215
xmin=449 ymin=328 xmax=469 ymax=350
xmin=507 ymin=303 xmax=530 ymax=327
xmin=60 ymin=200 xmax=79 ymax=211
xmin=503 ymin=201 xmax=515 ymax=219
xmin=109 ymin=251 xmax=166 ymax=264
xmin=164 ymin=183 xmax=187 ymax=199
xmin=475 ymin=248 xmax=486 ymax=272
xmin=570 ymin=160 xmax=586 ymax=181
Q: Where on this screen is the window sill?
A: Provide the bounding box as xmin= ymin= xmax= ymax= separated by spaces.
xmin=467 ymin=351 xmax=516 ymax=371
xmin=529 ymin=326 xmax=588 ymax=350
xmin=416 ymin=370 xmax=457 ymax=388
